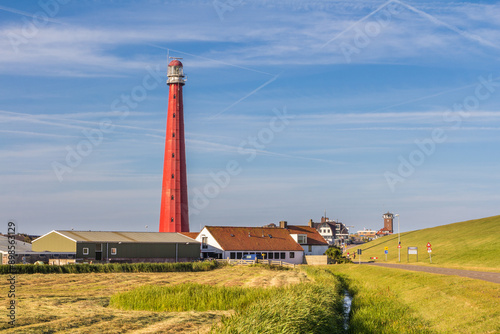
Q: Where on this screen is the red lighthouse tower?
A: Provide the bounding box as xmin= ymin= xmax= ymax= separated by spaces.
xmin=159 ymin=59 xmax=190 ymax=232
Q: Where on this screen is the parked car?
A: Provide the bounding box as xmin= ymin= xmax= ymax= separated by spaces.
xmin=242 ymin=254 xmax=264 ymax=261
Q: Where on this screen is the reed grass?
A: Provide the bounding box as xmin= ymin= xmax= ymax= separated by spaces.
xmin=110 ymin=283 xmax=276 ymax=312
xmin=211 ymin=267 xmax=345 ymax=333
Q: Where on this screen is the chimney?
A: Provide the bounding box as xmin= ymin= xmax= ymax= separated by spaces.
xmin=279 ymin=221 xmax=288 ymax=229
xmin=308 ymin=219 xmax=314 ymax=228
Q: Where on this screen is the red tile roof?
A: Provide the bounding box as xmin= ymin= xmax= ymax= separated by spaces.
xmin=179 ymin=232 xmax=199 ymax=240
xmin=204 ymin=226 xmax=304 ymax=251
xmin=286 ymin=225 xmax=329 ymax=245
xmin=376 ymin=227 xmax=392 ymax=235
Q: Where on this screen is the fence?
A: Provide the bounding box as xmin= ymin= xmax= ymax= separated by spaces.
xmin=216 ymin=259 xmax=296 ymax=268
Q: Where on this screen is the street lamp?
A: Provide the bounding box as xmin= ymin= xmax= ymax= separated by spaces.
xmin=394 ymin=214 xmax=400 ymax=262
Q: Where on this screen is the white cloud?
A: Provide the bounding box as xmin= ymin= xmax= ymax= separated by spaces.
xmin=1 ymin=1 xmax=499 ymax=77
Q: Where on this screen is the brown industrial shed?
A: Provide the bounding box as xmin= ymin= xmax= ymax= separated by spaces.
xmin=32 ymin=230 xmax=201 ymax=263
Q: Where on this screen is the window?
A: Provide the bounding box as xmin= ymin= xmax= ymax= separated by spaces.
xmin=172 ymin=153 xmax=175 ymax=157
xmin=171 ymin=217 xmax=174 ymax=222
xmin=268 ymin=252 xmax=274 ymax=259
xmin=83 ymin=248 xmax=89 ymax=255
xmin=297 ymin=235 xmax=307 ymax=244
xmin=290 ymin=252 xmax=295 ymax=258
xmin=308 ymin=245 xmax=312 ymax=252
xmin=236 ymin=252 xmax=242 ymax=259
xmin=171 ymin=195 xmax=174 ymax=200
xmin=173 ymin=94 xmax=176 ymax=99
xmin=172 ymin=133 xmax=175 ymax=137
xmin=230 ymin=252 xmax=236 ymax=259
xmin=280 ymin=252 xmax=286 ymax=259
xmin=111 ymin=248 xmax=117 ymax=255
xmin=171 ymin=174 xmax=174 ymax=179
xmin=274 ymin=252 xmax=279 ymax=259
xmin=173 ymin=113 xmax=176 ymax=118
xmin=202 ymin=236 xmax=208 ymax=249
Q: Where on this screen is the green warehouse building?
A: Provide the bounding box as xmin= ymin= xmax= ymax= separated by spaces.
xmin=32 ymin=230 xmax=201 ymax=263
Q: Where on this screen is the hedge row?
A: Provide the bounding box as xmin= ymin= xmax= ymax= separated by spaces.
xmin=0 ymin=261 xmax=220 ymax=274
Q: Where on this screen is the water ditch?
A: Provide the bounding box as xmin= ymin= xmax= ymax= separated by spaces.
xmin=342 ymin=289 xmax=353 ymax=331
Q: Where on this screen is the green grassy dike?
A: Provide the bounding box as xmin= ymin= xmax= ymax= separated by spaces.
xmin=328 ymin=265 xmax=500 ymax=334
xmin=354 ymin=215 xmax=500 ymax=271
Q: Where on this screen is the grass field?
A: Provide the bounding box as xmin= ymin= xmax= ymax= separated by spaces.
xmin=329 ymin=265 xmax=500 ymax=334
xmin=0 ymin=266 xmax=309 ymax=333
xmin=352 ymin=215 xmax=500 ymax=271
xmin=2 ymin=261 xmax=498 ymax=333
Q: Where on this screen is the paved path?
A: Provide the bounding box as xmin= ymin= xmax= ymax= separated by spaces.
xmin=363 ymin=263 xmax=500 ymax=284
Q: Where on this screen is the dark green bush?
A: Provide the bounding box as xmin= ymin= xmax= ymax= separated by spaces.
xmin=0 ymin=261 xmax=219 ymax=274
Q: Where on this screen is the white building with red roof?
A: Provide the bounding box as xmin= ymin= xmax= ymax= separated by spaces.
xmin=195 ymin=226 xmax=305 ymax=265
xmin=284 ymin=223 xmax=329 ymax=256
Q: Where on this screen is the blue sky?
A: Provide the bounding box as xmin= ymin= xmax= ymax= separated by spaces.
xmin=1 ymin=0 xmax=500 ymax=235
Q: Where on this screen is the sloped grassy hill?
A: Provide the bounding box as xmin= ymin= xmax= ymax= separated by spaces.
xmin=353 ymin=215 xmax=500 ymax=270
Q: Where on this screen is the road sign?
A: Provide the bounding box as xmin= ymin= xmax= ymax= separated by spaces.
xmin=370 ymin=257 xmax=378 ymax=259
xmin=426 ymin=242 xmax=431 ymax=248
xmin=407 ymin=246 xmax=418 ymax=262
xmin=384 ymin=250 xmax=388 ymax=254
xmin=397 ymin=244 xmax=401 ymax=249
xmin=357 ymin=249 xmax=362 ymax=255
xmin=384 ymin=246 xmax=389 ymax=250
xmin=428 ymin=249 xmax=432 ymax=253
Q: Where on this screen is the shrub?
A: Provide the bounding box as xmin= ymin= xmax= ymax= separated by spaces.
xmin=0 ymin=261 xmax=220 ymax=274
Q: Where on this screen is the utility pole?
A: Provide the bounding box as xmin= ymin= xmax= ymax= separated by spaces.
xmin=395 ymin=214 xmax=400 ymax=262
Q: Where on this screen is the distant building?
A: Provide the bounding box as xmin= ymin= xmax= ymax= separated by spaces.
xmin=32 ymin=231 xmax=200 ymax=263
xmin=308 ymin=217 xmax=350 ymax=246
xmin=377 ymin=212 xmax=394 ymax=236
xmin=310 ymin=219 xmax=336 ymax=245
xmin=0 ymin=235 xmax=71 ymax=264
xmin=357 ymin=229 xmax=377 ymax=240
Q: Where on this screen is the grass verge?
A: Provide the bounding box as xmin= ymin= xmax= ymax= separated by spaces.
xmin=328 ymin=264 xmax=500 ymax=334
